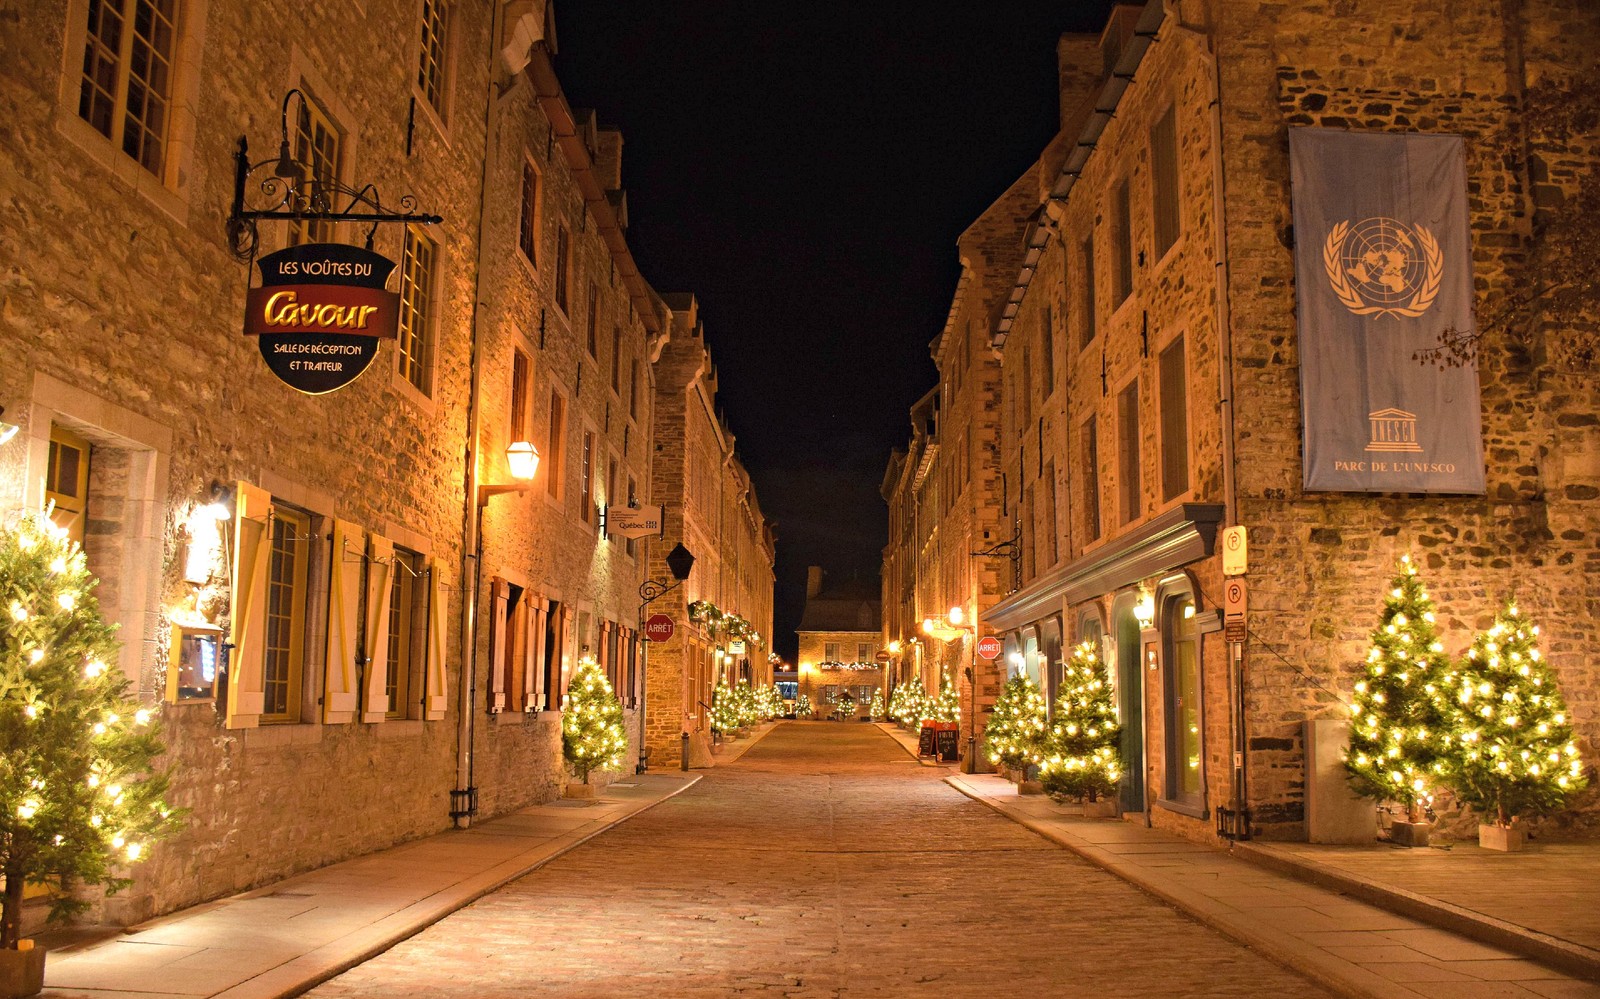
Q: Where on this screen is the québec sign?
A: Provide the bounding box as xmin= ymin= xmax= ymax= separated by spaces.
xmin=243 ymin=243 xmax=400 ymax=394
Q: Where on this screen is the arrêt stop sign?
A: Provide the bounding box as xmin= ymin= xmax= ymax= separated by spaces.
xmin=976 ymin=636 xmax=1003 ymax=661
xmin=643 ymin=613 xmax=675 ymax=642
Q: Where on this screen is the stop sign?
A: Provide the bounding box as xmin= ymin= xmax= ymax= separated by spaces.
xmin=643 ymin=613 xmax=675 ymax=642
xmin=976 ymin=636 xmax=1002 ymax=661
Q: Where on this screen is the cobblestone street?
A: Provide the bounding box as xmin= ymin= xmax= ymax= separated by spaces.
xmin=306 ymin=723 xmax=1329 ymax=998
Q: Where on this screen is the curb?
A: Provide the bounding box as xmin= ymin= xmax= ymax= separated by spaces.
xmin=220 ymin=775 xmax=702 ymax=999
xmin=943 ymin=774 xmax=1430 ymax=999
xmin=1232 ymin=841 xmax=1600 ymax=983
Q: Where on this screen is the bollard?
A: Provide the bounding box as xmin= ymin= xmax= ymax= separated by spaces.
xmin=680 ymin=731 xmax=690 ymax=772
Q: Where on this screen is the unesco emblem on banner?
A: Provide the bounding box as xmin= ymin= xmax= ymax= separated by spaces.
xmin=1322 ymin=217 xmax=1443 ymax=319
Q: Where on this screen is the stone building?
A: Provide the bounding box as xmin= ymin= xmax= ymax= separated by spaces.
xmin=797 ymin=567 xmax=883 ymax=716
xmin=641 ymin=295 xmax=777 ymax=768
xmin=889 ymin=0 xmax=1600 ymax=844
xmin=0 ymin=0 xmax=772 ymax=929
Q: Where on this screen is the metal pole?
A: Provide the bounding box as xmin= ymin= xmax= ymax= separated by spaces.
xmin=680 ymin=731 xmax=690 ymax=772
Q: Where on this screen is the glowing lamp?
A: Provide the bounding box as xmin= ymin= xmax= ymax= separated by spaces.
xmin=1134 ymin=587 xmax=1156 ymax=629
xmin=506 ymin=441 xmax=539 ymax=480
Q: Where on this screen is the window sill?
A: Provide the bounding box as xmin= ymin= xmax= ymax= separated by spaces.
xmin=1155 ymin=796 xmax=1208 ymax=820
xmin=391 ymin=368 xmax=438 ymax=417
xmin=54 ymin=112 xmax=192 ymax=228
xmin=410 ymin=85 xmax=453 ymax=149
xmin=242 ymin=723 xmax=324 ymax=749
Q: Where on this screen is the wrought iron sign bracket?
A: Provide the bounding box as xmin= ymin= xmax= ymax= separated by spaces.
xmin=637 ymin=578 xmax=681 ymax=615
xmin=227 ymin=89 xmax=443 ymax=261
xmin=970 ymin=534 xmax=1022 ymax=562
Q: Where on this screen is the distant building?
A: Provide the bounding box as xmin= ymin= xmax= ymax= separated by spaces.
xmin=797 ymin=567 xmax=883 ymax=716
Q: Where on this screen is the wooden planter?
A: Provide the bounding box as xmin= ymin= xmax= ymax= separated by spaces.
xmin=1083 ymin=798 xmax=1119 ymax=818
xmin=0 ymin=943 xmax=45 ymax=999
xmin=564 ymin=782 xmax=597 ymax=800
xmin=1479 ymin=823 xmax=1527 ymax=852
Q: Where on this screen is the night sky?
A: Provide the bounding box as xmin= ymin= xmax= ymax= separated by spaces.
xmin=553 ymin=2 xmax=1117 ymax=657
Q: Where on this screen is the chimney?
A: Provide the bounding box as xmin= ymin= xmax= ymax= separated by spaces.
xmin=806 ymin=566 xmax=825 ymax=599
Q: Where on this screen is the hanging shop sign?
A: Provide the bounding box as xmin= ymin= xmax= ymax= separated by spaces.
xmin=874 ymin=651 xmax=891 ymax=663
xmin=728 ymin=640 xmax=746 ymax=655
xmin=604 ymin=505 xmax=665 ymax=539
xmin=243 ymin=243 xmax=400 ymax=395
xmin=1289 ymin=128 xmax=1485 ymax=494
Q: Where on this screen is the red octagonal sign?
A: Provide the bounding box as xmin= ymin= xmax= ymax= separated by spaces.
xmin=643 ymin=613 xmax=675 ymax=643
xmin=976 ymin=636 xmax=1002 ymax=661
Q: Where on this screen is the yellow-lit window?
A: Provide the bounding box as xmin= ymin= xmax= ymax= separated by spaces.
xmin=387 ymin=549 xmax=420 ymax=719
xmin=398 ymin=227 xmax=435 ymax=394
xmin=289 ymin=90 xmax=342 ymax=245
xmin=78 ymin=0 xmax=180 ymax=177
xmin=46 ymin=425 xmax=92 ymax=547
xmin=263 ymin=507 xmax=310 ymax=723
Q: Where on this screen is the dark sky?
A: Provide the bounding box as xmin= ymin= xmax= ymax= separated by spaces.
xmin=553 ymin=2 xmax=1117 ymax=658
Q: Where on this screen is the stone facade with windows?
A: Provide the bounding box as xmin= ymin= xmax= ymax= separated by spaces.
xmin=798 ymin=566 xmax=883 ymax=716
xmin=0 ymin=0 xmax=773 ymax=929
xmin=887 ymin=0 xmax=1600 ymax=844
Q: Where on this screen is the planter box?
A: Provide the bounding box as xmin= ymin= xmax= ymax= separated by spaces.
xmin=563 ymin=782 xmax=597 ymax=800
xmin=1017 ymin=779 xmax=1045 ymax=795
xmin=1389 ymin=819 xmax=1432 ymax=848
xmin=1083 ymin=798 xmax=1119 ymax=818
xmin=0 ymin=943 xmax=45 ymax=999
xmin=1479 ymin=823 xmax=1527 ymax=852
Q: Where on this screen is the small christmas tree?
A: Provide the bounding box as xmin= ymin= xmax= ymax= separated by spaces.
xmin=733 ymin=679 xmax=759 ymax=727
xmin=1343 ymin=555 xmax=1457 ymax=821
xmin=984 ymin=672 xmax=1048 ymax=773
xmin=0 ymin=509 xmax=178 ymax=946
xmin=868 ymin=690 xmax=886 ymax=720
xmin=1450 ymin=604 xmax=1587 ymax=828
xmin=561 ymin=653 xmax=627 ymax=783
xmin=893 ymin=677 xmax=930 ymax=726
xmin=795 ymin=693 xmax=813 ymax=718
xmin=709 ymin=677 xmax=740 ymax=733
xmin=1040 ymin=640 xmax=1122 ymax=801
xmin=837 ymin=692 xmax=855 ymax=719
xmin=929 ymin=670 xmax=961 ymax=724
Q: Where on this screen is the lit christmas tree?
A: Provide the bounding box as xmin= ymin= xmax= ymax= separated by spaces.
xmin=1343 ymin=555 xmax=1457 ymax=821
xmin=0 ymin=509 xmax=178 ymax=946
xmin=709 ymin=677 xmax=741 ymax=733
xmin=867 ymin=690 xmax=886 ymax=720
xmin=1040 ymin=640 xmax=1122 ymax=802
xmin=837 ymin=691 xmax=855 ymax=719
xmin=1450 ymin=604 xmax=1587 ymax=827
xmin=561 ymin=652 xmax=627 ymax=783
xmin=795 ymin=693 xmax=813 ymax=718
xmin=983 ymin=672 xmax=1047 ymax=772
xmin=732 ymin=679 xmax=759 ymax=727
xmin=929 ymin=670 xmax=961 ymax=724
xmin=891 ymin=677 xmax=929 ymax=726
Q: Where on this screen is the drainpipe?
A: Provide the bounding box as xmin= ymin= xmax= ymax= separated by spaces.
xmin=453 ymin=0 xmax=509 ymax=829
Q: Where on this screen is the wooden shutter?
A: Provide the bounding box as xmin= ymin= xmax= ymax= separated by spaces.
xmin=521 ymin=597 xmax=539 ymax=711
xmin=424 ymin=563 xmax=449 ymax=720
xmin=361 ymin=534 xmax=395 ymax=723
xmin=531 ymin=598 xmax=548 ymax=709
xmin=486 ymin=578 xmax=509 ymax=712
xmin=323 ymin=519 xmax=364 ymax=724
xmin=225 ymin=481 xmax=273 ymax=729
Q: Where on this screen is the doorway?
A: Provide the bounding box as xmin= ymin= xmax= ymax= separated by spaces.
xmin=1114 ymin=600 xmax=1145 ymax=814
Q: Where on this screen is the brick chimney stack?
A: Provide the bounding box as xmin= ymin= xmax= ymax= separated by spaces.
xmin=806 ymin=565 xmax=825 ymax=599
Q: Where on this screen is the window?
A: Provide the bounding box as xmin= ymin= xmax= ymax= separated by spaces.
xmin=543 ymin=600 xmax=565 ymax=710
xmin=1043 ymin=460 xmax=1058 ymax=567
xmin=545 ymin=391 xmax=565 ymax=498
xmin=1040 ymin=305 xmax=1055 ymax=398
xmin=630 ymin=359 xmax=640 ymax=420
xmin=1020 ymin=345 xmax=1032 ymax=426
xmin=610 ymin=328 xmax=621 ymax=393
xmin=586 ymin=283 xmax=599 ymax=356
xmin=579 ymin=431 xmax=594 ymax=523
xmin=1151 ymin=105 xmax=1181 ymax=259
xmin=397 ymin=227 xmax=436 ymax=394
xmin=289 ymin=90 xmax=342 ymax=245
xmin=518 ymin=160 xmax=540 ymax=265
xmin=1163 ymin=593 xmax=1203 ymax=806
xmin=263 ymin=506 xmax=310 ymax=723
xmin=386 ymin=548 xmax=422 ymax=718
xmin=1159 ymin=336 xmax=1189 ymax=500
xmin=824 ymin=642 xmax=840 ymax=662
xmin=1078 ymin=234 xmax=1096 ymax=350
xmin=78 ymin=0 xmax=180 ymax=177
xmin=554 ymin=226 xmax=570 ymax=313
xmin=488 ymin=579 xmax=528 ymax=713
xmin=509 ymin=349 xmax=531 ymax=441
xmin=1113 ymin=180 xmax=1134 ymax=307
xmin=416 ymin=0 xmax=450 ymax=118
xmin=1082 ymin=417 xmax=1101 ymax=541
xmin=1118 ymin=380 xmax=1141 ymax=524
xmin=46 ymin=425 xmax=92 ymax=547
xmin=857 ymin=643 xmax=872 ymax=663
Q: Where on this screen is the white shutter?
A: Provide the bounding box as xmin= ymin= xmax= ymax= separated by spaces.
xmin=361 ymin=534 xmax=395 ymax=723
xmin=424 ymin=564 xmax=449 ymax=721
xmin=486 ymin=578 xmax=509 ymax=712
xmin=522 ymin=597 xmax=539 ymax=711
xmin=225 ymin=482 xmax=272 ymax=729
xmin=531 ymin=598 xmax=548 ymax=710
xmin=322 ymin=519 xmax=364 ymax=724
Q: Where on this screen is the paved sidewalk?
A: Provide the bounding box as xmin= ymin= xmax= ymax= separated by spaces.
xmin=949 ymin=773 xmax=1600 ymax=999
xmin=41 ymin=773 xmax=699 ymax=999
